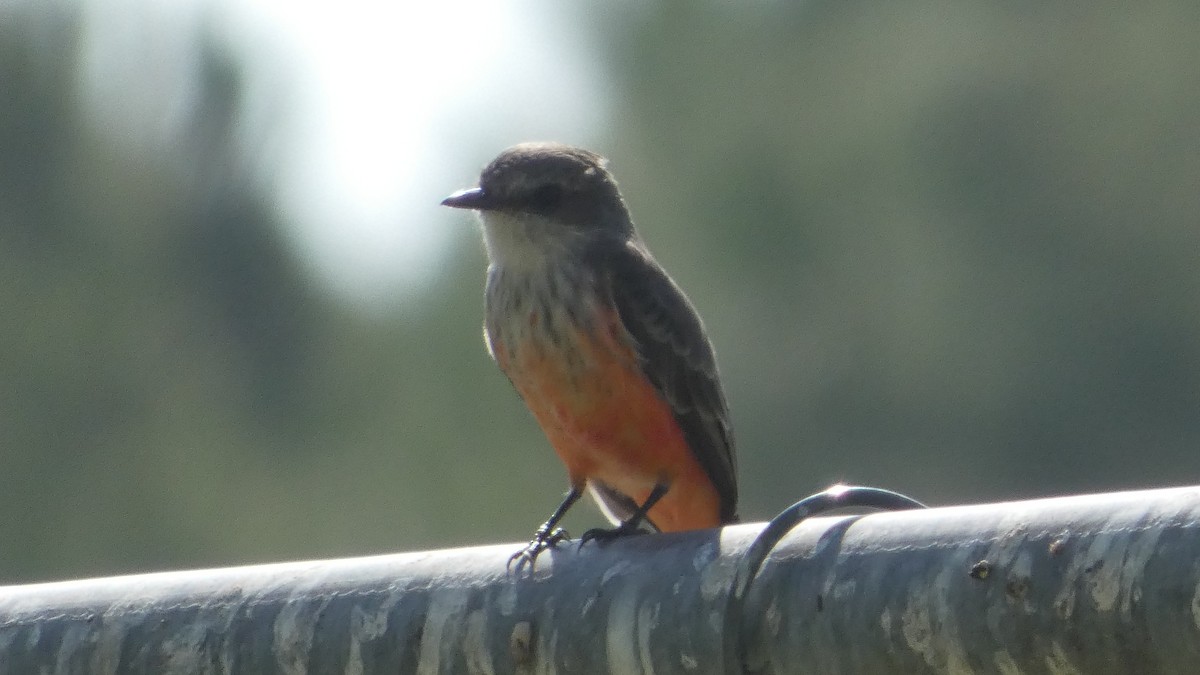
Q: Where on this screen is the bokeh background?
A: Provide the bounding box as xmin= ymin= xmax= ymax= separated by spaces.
xmin=3 ymin=0 xmax=1199 ymax=583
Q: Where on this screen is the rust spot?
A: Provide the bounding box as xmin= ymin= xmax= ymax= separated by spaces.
xmin=1006 ymin=577 xmax=1030 ymax=600
xmin=1049 ymin=537 xmax=1067 ymax=556
xmin=969 ymin=560 xmax=992 ymax=580
xmin=510 ymin=621 xmax=534 ymax=666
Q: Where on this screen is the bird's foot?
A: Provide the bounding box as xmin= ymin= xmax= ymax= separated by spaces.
xmin=579 ymin=520 xmax=646 ymax=548
xmin=507 ymin=525 xmax=570 ymax=571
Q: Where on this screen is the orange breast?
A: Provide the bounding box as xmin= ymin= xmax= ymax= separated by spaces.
xmin=496 ymin=309 xmax=721 ymax=531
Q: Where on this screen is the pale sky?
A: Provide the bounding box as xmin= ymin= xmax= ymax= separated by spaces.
xmin=76 ymin=0 xmax=611 ymax=306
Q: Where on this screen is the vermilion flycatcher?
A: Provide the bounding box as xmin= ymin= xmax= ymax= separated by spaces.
xmin=442 ymin=143 xmax=738 ymax=562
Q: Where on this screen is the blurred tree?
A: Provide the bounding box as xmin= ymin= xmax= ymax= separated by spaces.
xmin=0 ymin=4 xmax=570 ymax=581
xmin=588 ymin=0 xmax=1200 ymax=517
xmin=3 ymin=0 xmax=1200 ymax=584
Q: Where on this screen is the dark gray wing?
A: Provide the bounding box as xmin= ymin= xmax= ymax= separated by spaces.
xmin=598 ymin=239 xmax=738 ymax=524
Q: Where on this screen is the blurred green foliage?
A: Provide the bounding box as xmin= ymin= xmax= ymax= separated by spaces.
xmin=2 ymin=1 xmax=1200 ymax=582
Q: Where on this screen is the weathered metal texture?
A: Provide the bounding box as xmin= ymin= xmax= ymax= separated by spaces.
xmin=742 ymin=486 xmax=1200 ymax=674
xmin=0 ymin=529 xmax=751 ymax=674
xmin=1 ymin=486 xmax=1199 ymax=674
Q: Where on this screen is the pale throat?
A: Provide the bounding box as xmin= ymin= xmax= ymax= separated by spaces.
xmin=478 ymin=210 xmax=586 ymax=272
xmin=480 ymin=211 xmax=603 ymax=369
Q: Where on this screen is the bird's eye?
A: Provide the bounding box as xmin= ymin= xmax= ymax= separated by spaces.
xmin=529 ymin=184 xmax=563 ymax=210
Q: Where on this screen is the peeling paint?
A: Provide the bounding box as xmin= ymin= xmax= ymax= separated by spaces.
xmin=463 ymin=609 xmax=495 ymax=675
xmin=764 ymin=597 xmax=781 ymax=639
xmin=544 ymin=622 xmax=560 ymax=675
xmin=416 ymin=588 xmax=471 ymax=675
xmin=899 ymin=583 xmax=934 ymax=664
xmin=1052 ymin=530 xmax=1113 ymax=619
xmin=828 ymin=578 xmax=857 ymax=604
xmin=605 ymin=584 xmax=641 ymax=674
xmin=1082 ymin=533 xmax=1120 ymax=612
xmin=931 ymin=564 xmax=972 ymax=674
xmin=274 ymin=595 xmax=329 ymax=675
xmin=347 ymin=593 xmax=401 ymax=675
xmin=1004 ymin=551 xmax=1034 ymax=613
xmin=497 ymin=583 xmax=518 ymax=616
xmin=1113 ymin=519 xmax=1165 ymax=621
xmin=601 ymin=561 xmax=632 ymax=586
xmin=697 ymin=552 xmax=736 ymax=603
xmin=159 ymin=622 xmax=209 ymax=673
xmin=707 ymin=608 xmax=722 ymax=637
xmin=68 ymin=619 xmax=108 ymax=673
xmin=580 ymin=594 xmax=596 ymax=619
xmin=691 ymin=542 xmax=717 ymax=571
xmin=901 ymin=556 xmax=980 ymax=675
xmin=636 ymin=601 xmax=659 ymax=675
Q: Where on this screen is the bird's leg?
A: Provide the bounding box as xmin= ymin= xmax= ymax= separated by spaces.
xmin=580 ymin=481 xmax=669 ymax=546
xmin=508 ymin=486 xmax=582 ymax=569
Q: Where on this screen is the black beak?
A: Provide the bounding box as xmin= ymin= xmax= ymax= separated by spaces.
xmin=441 ymin=187 xmax=492 ymax=210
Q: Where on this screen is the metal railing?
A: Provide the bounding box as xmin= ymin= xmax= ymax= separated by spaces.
xmin=2 ymin=485 xmax=1198 ymax=674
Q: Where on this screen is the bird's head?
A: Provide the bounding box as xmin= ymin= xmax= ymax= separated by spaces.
xmin=443 ymin=143 xmax=635 ymax=264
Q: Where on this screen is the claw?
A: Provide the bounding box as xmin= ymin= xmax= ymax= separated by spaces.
xmin=507 ymin=526 xmax=570 ymax=571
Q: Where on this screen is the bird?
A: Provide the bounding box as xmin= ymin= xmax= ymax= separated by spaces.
xmin=442 ymin=142 xmax=737 ymax=564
